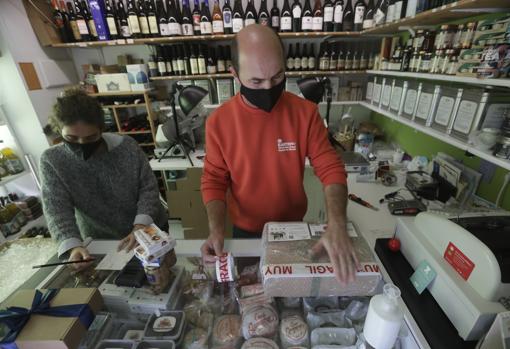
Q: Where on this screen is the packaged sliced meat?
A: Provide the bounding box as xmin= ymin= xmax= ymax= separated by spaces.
xmin=280 ymin=314 xmax=309 ymax=348
xmin=241 ymin=338 xmax=279 ymax=349
xmin=241 ymin=304 xmax=279 ymax=339
xmin=261 ymin=222 xmax=382 ymax=297
xmin=212 ymin=315 xmax=242 ymax=347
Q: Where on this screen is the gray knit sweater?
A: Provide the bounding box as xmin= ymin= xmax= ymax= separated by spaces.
xmin=40 ymin=133 xmax=167 ymax=257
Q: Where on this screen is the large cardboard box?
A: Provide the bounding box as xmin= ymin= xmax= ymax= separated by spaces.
xmin=1 ymin=288 xmax=103 ymax=349
xmin=174 ymin=168 xmax=203 ymax=191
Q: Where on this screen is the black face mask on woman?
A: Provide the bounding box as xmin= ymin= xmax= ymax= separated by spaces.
xmin=239 ymin=77 xmax=286 ymax=113
xmin=64 ymin=138 xmax=103 ymax=161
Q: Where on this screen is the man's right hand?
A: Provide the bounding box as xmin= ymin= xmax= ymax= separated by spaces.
xmin=68 ymin=246 xmax=93 ymax=272
xmin=201 ymin=231 xmax=225 ymax=265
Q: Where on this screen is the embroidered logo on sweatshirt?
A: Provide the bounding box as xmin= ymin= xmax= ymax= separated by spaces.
xmin=277 ymin=139 xmax=297 ymax=152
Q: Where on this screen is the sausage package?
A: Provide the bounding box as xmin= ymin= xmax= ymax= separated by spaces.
xmin=261 ymin=222 xmax=382 ymax=297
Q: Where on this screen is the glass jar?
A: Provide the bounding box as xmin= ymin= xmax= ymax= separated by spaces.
xmin=461 ymin=22 xmax=477 ymax=49
xmin=413 ymin=30 xmax=425 ymax=51
xmin=420 ymin=52 xmax=433 ymax=73
xmin=415 ymin=51 xmax=425 ymax=73
xmin=434 ymin=25 xmax=448 ymax=50
xmin=440 ymin=49 xmax=453 ymax=74
xmin=446 ymin=54 xmax=459 ymax=75
xmin=422 ymin=30 xmax=436 ymax=52
xmin=409 ymin=51 xmax=418 ymax=72
xmin=452 ymin=24 xmax=464 ymax=49
xmin=430 ymin=50 xmax=443 ymax=74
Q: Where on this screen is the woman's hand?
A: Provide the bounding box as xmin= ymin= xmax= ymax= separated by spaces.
xmin=117 ymin=224 xmax=146 ymax=252
xmin=68 ymin=246 xmax=94 ymax=272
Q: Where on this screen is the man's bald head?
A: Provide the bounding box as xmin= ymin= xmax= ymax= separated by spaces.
xmin=231 ymin=25 xmax=286 ymax=90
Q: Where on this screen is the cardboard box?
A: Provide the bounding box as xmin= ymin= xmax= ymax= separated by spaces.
xmin=126 ymin=64 xmax=151 ymax=91
xmin=95 ymin=74 xmax=131 ymax=93
xmin=88 ymin=0 xmax=109 ymax=40
xmin=175 ymin=168 xmax=203 ymax=191
xmin=1 ymin=288 xmax=103 ymax=349
xmin=261 ymin=222 xmax=382 ymax=297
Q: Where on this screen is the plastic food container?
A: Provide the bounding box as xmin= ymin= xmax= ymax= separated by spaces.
xmin=143 ymin=311 xmax=185 ymax=341
xmin=135 ymin=340 xmax=176 ymax=349
xmin=95 ymin=340 xmax=136 ymax=349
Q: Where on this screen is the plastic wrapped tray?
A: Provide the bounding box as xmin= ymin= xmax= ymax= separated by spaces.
xmin=261 ymin=222 xmax=382 ymax=297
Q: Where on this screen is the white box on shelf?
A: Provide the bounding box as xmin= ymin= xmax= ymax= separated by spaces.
xmin=414 ymin=83 xmax=439 ymax=127
xmin=216 ymin=79 xmax=234 ymax=104
xmin=380 ymin=78 xmax=394 ymax=110
xmin=372 ymin=77 xmax=382 ymax=105
xmin=95 ymin=74 xmax=132 ymax=93
xmin=193 ymin=80 xmax=213 ymax=105
xmin=431 ymin=87 xmax=463 ymax=133
xmin=365 ymin=77 xmax=374 ymax=102
xmin=389 ymin=79 xmax=404 ymax=115
xmin=401 ymin=81 xmax=420 ymax=120
xmin=449 ymin=89 xmax=488 ymax=139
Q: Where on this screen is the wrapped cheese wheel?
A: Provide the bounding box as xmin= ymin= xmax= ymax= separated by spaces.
xmin=212 ymin=315 xmax=242 ymax=347
xmin=241 ymin=337 xmax=279 ymax=349
xmin=280 ymin=314 xmax=309 ymax=348
xmin=183 ymin=328 xmax=208 ymax=349
xmin=242 ymin=304 xmax=279 ymax=339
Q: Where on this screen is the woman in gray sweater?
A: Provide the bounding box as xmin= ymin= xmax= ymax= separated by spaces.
xmin=40 ymin=89 xmax=167 ymax=270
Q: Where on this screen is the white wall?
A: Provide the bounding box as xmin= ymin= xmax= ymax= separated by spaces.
xmin=0 ymin=0 xmax=80 ymax=165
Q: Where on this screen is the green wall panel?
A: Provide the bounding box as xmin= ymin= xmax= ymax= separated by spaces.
xmin=371 ymin=113 xmax=510 ymax=211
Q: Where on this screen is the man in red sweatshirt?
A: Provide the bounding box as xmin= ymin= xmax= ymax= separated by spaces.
xmin=200 ymin=24 xmax=357 ymax=284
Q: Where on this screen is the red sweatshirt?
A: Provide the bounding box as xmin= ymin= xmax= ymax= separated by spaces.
xmin=201 ymin=91 xmax=347 ymax=233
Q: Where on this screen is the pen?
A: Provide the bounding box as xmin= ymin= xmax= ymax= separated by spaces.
xmin=348 ymin=194 xmax=379 ymax=211
xmin=32 ymin=258 xmax=96 ymax=269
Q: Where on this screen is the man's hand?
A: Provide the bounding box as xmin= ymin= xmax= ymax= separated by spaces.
xmin=117 ymin=224 xmax=146 ymax=252
xmin=201 ymin=231 xmax=225 ymax=265
xmin=68 ymin=246 xmax=93 ymax=272
xmin=312 ymin=222 xmax=359 ymax=284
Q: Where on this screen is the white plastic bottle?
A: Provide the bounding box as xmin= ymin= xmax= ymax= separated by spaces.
xmin=363 ymin=284 xmax=404 ymax=349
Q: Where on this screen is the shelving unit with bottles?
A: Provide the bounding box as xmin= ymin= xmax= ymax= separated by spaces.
xmin=90 ymin=90 xmax=158 ymax=151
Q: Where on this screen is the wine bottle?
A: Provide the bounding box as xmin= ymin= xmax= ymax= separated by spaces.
xmin=212 ymin=0 xmax=224 ymax=33
xmin=280 ymin=0 xmax=292 ymax=32
xmin=286 ymin=43 xmax=294 ymax=70
xmin=177 ymin=45 xmax=186 ymax=75
xmin=81 ymin=1 xmax=98 ymax=40
xmin=323 ymin=0 xmax=333 ymax=31
xmin=386 ymin=0 xmax=395 ymax=23
xmin=245 ymin=0 xmax=257 ymax=26
xmin=223 ymin=0 xmax=233 ymax=33
xmin=294 ymin=43 xmax=302 ymax=70
xmin=164 ymin=46 xmax=174 ymax=75
xmin=301 ymin=0 xmax=313 ymax=32
xmin=59 ymin=1 xmax=75 ymax=42
xmin=200 ymin=0 xmax=213 ymax=34
xmin=170 ymin=45 xmax=179 ymax=73
xmin=51 ymin=0 xmax=68 ymax=42
xmin=342 ymin=0 xmax=353 ymax=31
xmin=312 ymin=0 xmax=323 ymax=31
xmin=270 ymin=0 xmax=280 ymax=31
xmin=259 ymin=0 xmax=270 ymax=26
xmin=146 ymin=0 xmax=159 ymax=36
xmin=192 ymin=0 xmax=201 ymax=34
xmin=181 ymin=0 xmax=194 ymax=35
xmin=157 ymin=46 xmax=168 ymax=76
xmin=207 ymin=47 xmax=218 ymax=73
xmin=308 ymin=43 xmax=316 ymax=69
xmin=319 ymin=43 xmax=328 ymax=70
xmin=291 ymin=0 xmax=302 ymax=32
xmin=333 ymin=0 xmax=343 ymax=31
xmin=105 ymin=0 xmax=120 ymax=40
xmin=66 ymin=2 xmax=82 ymax=41
xmin=137 ymin=0 xmax=150 ymax=37
xmin=363 ymin=0 xmax=375 ymax=30
xmin=117 ymin=0 xmax=132 ymax=37
xmin=301 ymin=43 xmax=309 ymax=70
xmin=148 ymin=53 xmax=158 ymax=76
xmin=74 ymin=1 xmax=91 ymax=41
xmin=329 ymin=43 xmax=337 ymax=69
xmin=373 ymin=0 xmax=387 ymax=26
xmin=225 ymin=44 xmax=233 ymax=68
xmin=232 ymin=0 xmax=244 ymax=33
xmin=353 ymin=0 xmax=366 ymax=32
xmin=217 ymin=45 xmax=226 ymax=72
xmin=190 ymin=45 xmax=199 ymax=74
xmin=127 ymin=0 xmax=142 ymax=37
xmin=167 ymin=0 xmax=183 ymax=35
xmin=337 ymin=49 xmax=344 ymax=69
xmin=198 ymin=44 xmax=207 ymax=74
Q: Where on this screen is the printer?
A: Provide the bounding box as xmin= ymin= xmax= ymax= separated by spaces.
xmin=395 ymin=212 xmax=510 ymax=341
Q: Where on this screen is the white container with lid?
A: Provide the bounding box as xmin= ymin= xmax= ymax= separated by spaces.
xmin=363 ymin=284 xmax=404 ymax=349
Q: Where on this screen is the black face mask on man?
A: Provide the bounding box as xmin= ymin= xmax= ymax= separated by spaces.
xmin=64 ymin=138 xmax=103 ymax=161
xmin=239 ymin=76 xmax=286 ymax=113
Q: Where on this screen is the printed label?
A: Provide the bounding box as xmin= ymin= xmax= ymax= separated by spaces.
xmin=245 ymin=18 xmax=256 ymax=26
xmin=324 ymin=7 xmax=333 ymax=22
xmin=213 ymin=20 xmax=224 ymax=33
xmin=263 ymin=262 xmax=380 ymax=279
xmin=333 ymin=5 xmax=343 ymax=23
xmin=168 ymin=22 xmax=182 ymax=35
xmin=233 ymin=18 xmax=244 ymax=32
xmin=366 ymin=82 xmax=374 ymax=100
xmin=159 ymin=23 xmax=170 ymax=36
xmin=372 ymin=83 xmax=382 ymax=103
xmin=309 ymin=222 xmax=358 ymax=238
xmin=148 ymin=16 xmax=159 ymax=34
xmin=308 ymin=57 xmax=315 ymax=70
xmin=223 ymin=10 xmax=232 ymax=27
xmin=403 ymin=89 xmax=417 ymax=115
xmin=435 ymin=96 xmax=455 ymax=126
xmin=381 ymin=85 xmax=392 ymax=106
xmin=301 ymin=16 xmax=313 ymax=30
xmin=390 ymin=86 xmax=402 ymax=111
xmin=268 ymin=222 xmax=310 ymax=241
xmin=200 ymin=21 xmax=212 ymax=34
xmin=182 ymin=23 xmax=194 ymax=35
xmin=416 ymin=92 xmax=433 ymax=120
xmin=272 ymin=16 xmax=280 ymax=27
xmin=106 ymin=17 xmax=118 ymax=35
xmin=292 ymin=7 xmax=302 ymax=18
xmin=128 ymin=15 xmax=141 ymax=33
xmin=312 ymin=17 xmax=323 ymax=30
xmin=139 ymin=17 xmax=150 ymax=34
xmin=444 ymin=242 xmax=475 ymax=281
xmin=77 ymin=19 xmax=89 ymax=35
xmin=453 ymin=100 xmax=478 ymax=134
xmin=354 ymin=6 xmax=365 ymax=24
xmin=281 ymin=16 xmax=292 ymax=30
xmin=216 ymin=253 xmax=234 ymax=282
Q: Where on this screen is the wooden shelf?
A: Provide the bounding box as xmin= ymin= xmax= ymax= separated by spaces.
xmin=89 ymin=90 xmax=152 ymax=97
xmin=151 ymin=70 xmax=366 ymax=81
xmin=102 ymin=103 xmax=147 ymax=109
xmin=119 ymin=130 xmax=152 ymax=135
xmin=360 ymin=101 xmax=510 ymax=171
xmin=364 ymin=0 xmax=510 ymax=35
xmin=51 ymin=31 xmax=361 ymax=48
xmin=367 ymin=70 xmax=510 ymax=88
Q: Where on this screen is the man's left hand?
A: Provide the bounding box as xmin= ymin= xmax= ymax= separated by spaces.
xmin=311 ymin=222 xmax=359 ymax=284
xmin=117 ymin=224 xmax=146 ymax=252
